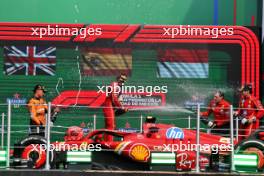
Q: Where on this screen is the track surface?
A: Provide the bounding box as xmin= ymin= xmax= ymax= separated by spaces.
xmin=0 ymin=170 xmax=263 ymax=176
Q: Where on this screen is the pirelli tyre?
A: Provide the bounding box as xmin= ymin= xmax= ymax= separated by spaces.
xmin=235 ymin=139 xmax=264 ymax=170
xmin=13 ymin=135 xmax=56 ymax=169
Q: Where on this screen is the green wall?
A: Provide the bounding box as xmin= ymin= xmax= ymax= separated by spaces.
xmin=0 ymin=0 xmax=260 ymax=25
xmin=0 ymin=0 xmax=261 ymax=145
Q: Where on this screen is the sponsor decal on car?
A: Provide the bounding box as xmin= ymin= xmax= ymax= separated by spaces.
xmin=117 ymin=128 xmax=138 ymax=133
xmin=114 ymin=141 xmax=132 ymax=155
xmin=129 ymin=143 xmax=150 ymax=162
xmin=166 ymin=127 xmax=184 ymax=139
xmin=219 ymin=137 xmax=230 ymax=144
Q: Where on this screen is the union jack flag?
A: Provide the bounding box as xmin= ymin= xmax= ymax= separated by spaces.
xmin=3 ymin=46 xmax=56 ymax=75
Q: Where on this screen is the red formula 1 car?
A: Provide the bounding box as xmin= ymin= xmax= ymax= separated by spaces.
xmin=11 ymin=116 xmax=264 ymax=171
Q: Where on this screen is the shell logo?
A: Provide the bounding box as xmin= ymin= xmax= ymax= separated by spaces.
xmin=129 ymin=143 xmax=150 ymax=162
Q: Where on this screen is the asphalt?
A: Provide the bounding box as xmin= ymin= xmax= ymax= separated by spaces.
xmin=0 ymin=170 xmax=262 ymax=176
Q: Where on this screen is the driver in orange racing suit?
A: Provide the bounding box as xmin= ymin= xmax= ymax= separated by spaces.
xmin=234 ymin=84 xmax=264 ymax=140
xmin=103 ymin=74 xmax=128 ymax=141
xmin=28 ymin=85 xmax=60 ymax=136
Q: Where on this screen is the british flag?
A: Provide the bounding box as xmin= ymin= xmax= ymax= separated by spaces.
xmin=3 ymin=46 xmax=56 ymax=76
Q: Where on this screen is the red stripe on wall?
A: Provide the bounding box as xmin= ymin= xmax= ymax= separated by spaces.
xmin=158 ymin=49 xmax=208 ymax=63
xmin=251 ymin=16 xmax=255 ymax=26
xmin=233 ymin=0 xmax=237 ymax=25
xmin=81 ymin=48 xmax=131 ymax=54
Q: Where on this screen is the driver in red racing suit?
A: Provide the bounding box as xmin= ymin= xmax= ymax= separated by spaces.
xmin=200 ymin=91 xmax=231 ymax=136
xmin=234 ymin=84 xmax=264 ymax=140
xmin=103 ymin=73 xmax=128 ymax=141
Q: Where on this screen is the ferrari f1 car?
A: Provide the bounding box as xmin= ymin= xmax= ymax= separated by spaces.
xmin=11 ymin=116 xmax=264 ymax=171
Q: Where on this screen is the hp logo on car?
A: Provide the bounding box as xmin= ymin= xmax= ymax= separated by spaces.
xmin=166 ymin=127 xmax=184 ymax=139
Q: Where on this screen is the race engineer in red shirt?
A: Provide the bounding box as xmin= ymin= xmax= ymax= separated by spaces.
xmin=234 ymin=84 xmax=264 ymax=139
xmin=200 ymin=91 xmax=231 ymax=136
xmin=102 ymin=73 xmax=128 ymax=141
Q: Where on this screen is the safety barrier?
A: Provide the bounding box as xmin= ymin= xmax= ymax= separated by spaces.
xmin=66 ymin=151 xmax=92 ymax=170
xmin=0 ymin=150 xmax=7 ymax=168
xmin=234 ymin=154 xmax=258 ymax=172
xmin=150 ymin=152 xmax=176 ymax=171
xmin=67 ymin=151 xmax=92 ymax=162
xmin=150 ymin=152 xmax=176 ymax=164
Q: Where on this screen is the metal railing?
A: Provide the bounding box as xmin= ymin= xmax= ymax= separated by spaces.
xmin=0 ymin=102 xmax=263 ymax=172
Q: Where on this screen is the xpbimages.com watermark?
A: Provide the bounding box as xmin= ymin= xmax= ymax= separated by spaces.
xmin=154 ymin=142 xmax=233 ymax=154
xmin=30 ymin=142 xmax=102 ymax=152
xmin=31 ymin=25 xmax=102 ymax=38
xmin=163 ymin=25 xmax=234 ymax=39
xmin=97 ymin=84 xmax=168 ymax=96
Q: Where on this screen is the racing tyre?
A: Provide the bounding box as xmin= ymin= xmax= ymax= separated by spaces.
xmin=13 ymin=135 xmax=55 ymax=169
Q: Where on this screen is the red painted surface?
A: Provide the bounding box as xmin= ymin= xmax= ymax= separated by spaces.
xmin=51 ymin=90 xmax=166 ymax=109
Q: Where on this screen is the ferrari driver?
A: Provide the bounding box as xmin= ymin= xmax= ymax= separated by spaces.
xmin=234 ymin=84 xmax=264 ymax=139
xmin=102 ymin=73 xmax=128 ymax=141
xmin=200 ymin=91 xmax=231 ymax=135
